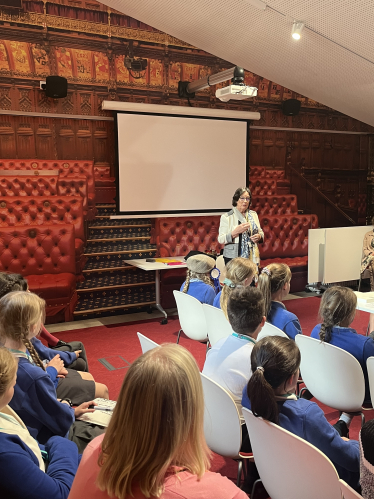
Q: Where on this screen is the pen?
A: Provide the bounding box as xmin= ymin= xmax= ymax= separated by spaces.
xmin=88 ymin=405 xmax=113 ymax=411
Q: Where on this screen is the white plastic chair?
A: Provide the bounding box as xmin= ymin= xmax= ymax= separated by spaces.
xmin=242 ymin=407 xmax=342 ymax=499
xmin=173 ymin=290 xmax=208 ymax=344
xmin=339 ymin=479 xmax=362 ymax=499
xmin=296 ymin=335 xmax=366 ymax=424
xmin=137 ymin=332 xmax=159 ymax=354
xmin=256 ymin=322 xmax=288 ymax=341
xmin=202 ymin=304 xmax=233 ymax=347
xmin=201 ymin=373 xmax=253 ymax=486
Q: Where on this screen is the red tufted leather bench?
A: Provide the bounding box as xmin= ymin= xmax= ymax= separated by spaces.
xmin=0 ymin=196 xmax=86 ymax=273
xmin=0 ymin=175 xmax=58 ymax=197
xmin=94 ymin=164 xmax=116 ymax=204
xmin=57 ymin=175 xmax=89 ymax=219
xmin=0 ymin=160 xmax=96 ymax=219
xmin=252 ymin=195 xmax=298 ymax=216
xmin=251 ymin=166 xmax=285 ymax=179
xmin=249 ymin=178 xmax=290 ymax=196
xmin=259 ymin=214 xmax=319 ymax=292
xmin=153 ymin=216 xmax=223 ymax=309
xmin=0 ymin=224 xmax=77 ymax=322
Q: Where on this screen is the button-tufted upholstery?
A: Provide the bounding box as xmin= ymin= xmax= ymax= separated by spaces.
xmin=155 ymin=216 xmax=223 ymax=257
xmin=57 ymin=175 xmax=90 ymax=219
xmin=0 ymin=224 xmax=77 ymax=322
xmin=0 ymin=175 xmax=58 ymax=197
xmin=249 ymin=178 xmax=290 ymax=196
xmin=0 ymin=160 xmax=96 ymax=219
xmin=94 ymin=165 xmax=116 ymax=204
xmin=259 ymin=214 xmax=319 ymax=292
xmin=251 ymin=195 xmax=298 ymax=216
xmin=251 ymin=166 xmax=285 ymax=179
xmin=0 ymin=196 xmax=86 ymax=273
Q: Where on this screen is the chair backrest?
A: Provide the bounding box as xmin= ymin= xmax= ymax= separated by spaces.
xmin=295 ymin=335 xmax=365 ymax=412
xmin=366 ymin=356 xmax=374 ymax=406
xmin=203 ymin=304 xmax=233 ymax=347
xmin=242 ymin=408 xmax=342 ymax=499
xmin=201 ymin=373 xmax=242 ymax=458
xmin=137 ymin=332 xmax=159 ymax=354
xmin=256 ymin=321 xmax=288 ymax=341
xmin=215 ymin=255 xmax=226 ymax=282
xmin=339 ymin=479 xmax=362 ymax=499
xmin=173 ymin=291 xmax=208 ymax=341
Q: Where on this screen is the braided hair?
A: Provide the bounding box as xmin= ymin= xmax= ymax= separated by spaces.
xmin=0 ymin=347 xmax=17 ymax=398
xmin=220 ymin=257 xmax=257 ymax=319
xmin=182 ymin=270 xmax=215 ymax=294
xmin=318 ymin=286 xmax=357 ymax=343
xmin=0 ymin=273 xmax=28 ymax=299
xmin=0 ymin=291 xmax=46 ymax=370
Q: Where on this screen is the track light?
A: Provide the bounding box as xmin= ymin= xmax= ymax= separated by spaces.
xmin=291 ymin=21 xmax=304 ymax=40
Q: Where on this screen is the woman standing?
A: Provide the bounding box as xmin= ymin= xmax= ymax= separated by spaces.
xmin=218 ymin=187 xmax=264 ymax=268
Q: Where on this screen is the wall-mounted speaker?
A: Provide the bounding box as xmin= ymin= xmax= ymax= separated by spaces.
xmin=45 ymin=76 xmax=68 ymax=99
xmin=282 ymin=99 xmax=301 ymax=116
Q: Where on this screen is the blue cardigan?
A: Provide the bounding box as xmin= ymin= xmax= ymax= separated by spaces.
xmin=242 ymin=389 xmax=360 ymax=489
xmin=311 ymin=324 xmax=374 ymax=403
xmin=267 ymin=301 xmax=302 ymax=340
xmin=213 ymin=290 xmax=222 ymax=309
xmin=0 ymin=433 xmax=79 ymax=499
xmin=179 ymin=280 xmax=216 ymax=305
xmin=32 ymin=338 xmax=76 ymax=366
xmin=9 ymin=357 xmax=75 ymax=444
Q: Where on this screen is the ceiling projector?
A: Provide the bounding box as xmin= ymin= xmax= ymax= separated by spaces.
xmin=216 ymin=85 xmax=258 ymax=102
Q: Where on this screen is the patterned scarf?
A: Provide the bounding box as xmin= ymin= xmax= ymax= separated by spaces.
xmin=241 ymin=210 xmax=260 ymax=265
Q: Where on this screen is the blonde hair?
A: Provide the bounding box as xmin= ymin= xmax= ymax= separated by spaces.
xmin=0 ymin=347 xmax=17 ymax=399
xmin=0 ymin=291 xmax=46 ymax=371
xmin=318 ymin=286 xmax=357 ymax=343
xmin=97 ymin=344 xmax=211 ymax=498
xmin=182 ymin=270 xmax=215 ymax=293
xmin=258 ymin=263 xmax=292 ymax=317
xmin=220 ymin=257 xmax=257 ymax=318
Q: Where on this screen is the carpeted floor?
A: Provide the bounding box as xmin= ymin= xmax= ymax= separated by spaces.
xmin=53 ymin=296 xmax=374 ymax=482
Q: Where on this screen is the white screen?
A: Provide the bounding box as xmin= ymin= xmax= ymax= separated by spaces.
xmin=116 ymin=112 xmax=248 ymax=215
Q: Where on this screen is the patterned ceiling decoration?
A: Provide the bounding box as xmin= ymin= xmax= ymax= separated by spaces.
xmin=95 ymin=0 xmax=374 ymax=127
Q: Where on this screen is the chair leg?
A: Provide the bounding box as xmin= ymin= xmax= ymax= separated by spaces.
xmin=361 ymin=412 xmax=365 ymax=427
xmin=251 ymin=478 xmax=263 ymax=499
xmin=236 ymin=459 xmax=243 ymax=487
xmin=298 ymin=387 xmax=307 ymax=398
xmin=176 ymin=330 xmax=182 ymax=344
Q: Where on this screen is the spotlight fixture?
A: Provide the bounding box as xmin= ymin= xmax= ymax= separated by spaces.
xmin=291 ymin=21 xmax=304 ymax=40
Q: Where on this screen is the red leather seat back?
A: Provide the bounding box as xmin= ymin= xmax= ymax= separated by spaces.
xmin=57 ymin=176 xmax=88 ymax=212
xmin=249 ymin=178 xmax=277 ymax=196
xmin=259 ymin=214 xmax=318 ymax=260
xmin=0 ymin=196 xmax=84 ymax=242
xmin=0 ymin=224 xmax=76 ymax=275
xmin=0 ymin=159 xmax=95 ymax=203
xmin=251 ymin=167 xmax=285 ymax=179
xmin=0 ymin=175 xmax=58 ymax=197
xmin=251 ymin=195 xmax=298 ymax=216
xmin=155 ymin=216 xmax=223 ymax=257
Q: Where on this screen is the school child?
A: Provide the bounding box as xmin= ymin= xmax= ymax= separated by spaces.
xmin=0 ymin=272 xmax=88 ymax=372
xmin=311 ymin=285 xmax=374 ymax=405
xmin=68 ymin=344 xmax=248 ymax=499
xmin=180 ymin=254 xmax=219 ymax=305
xmin=213 ymin=257 xmax=256 ymax=317
xmin=257 ymin=263 xmax=302 ymax=340
xmin=0 ymin=347 xmax=79 ymax=499
xmin=0 ymin=273 xmax=108 ymax=405
xmin=360 ymin=419 xmax=374 ymax=499
xmin=242 ymin=336 xmax=360 ymax=490
xmin=0 ymin=291 xmax=104 ymax=451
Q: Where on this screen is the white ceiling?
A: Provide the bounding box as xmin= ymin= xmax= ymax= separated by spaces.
xmin=99 ymin=0 xmax=374 ymax=127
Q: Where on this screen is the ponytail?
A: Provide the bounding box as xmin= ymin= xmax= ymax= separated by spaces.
xmin=247 ymin=336 xmax=301 ymax=425
xmin=257 ymin=272 xmax=272 ymax=318
xmin=182 ymin=270 xmax=192 ymax=293
xmin=247 ymin=367 xmax=278 ymax=423
xmin=182 ymin=270 xmax=215 ymax=294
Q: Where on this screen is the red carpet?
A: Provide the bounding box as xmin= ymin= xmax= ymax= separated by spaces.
xmin=53 ymin=297 xmax=374 ymax=481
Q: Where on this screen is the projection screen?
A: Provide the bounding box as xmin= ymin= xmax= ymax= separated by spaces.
xmin=113 ymin=105 xmax=255 ymax=217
